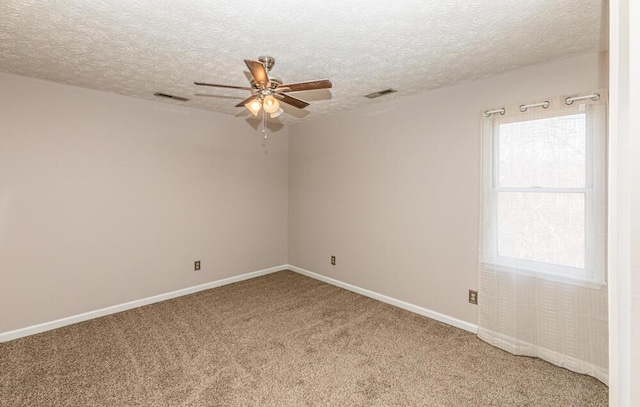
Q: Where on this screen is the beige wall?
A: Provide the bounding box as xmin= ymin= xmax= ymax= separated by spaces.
xmin=288 ymin=52 xmax=608 ymax=325
xmin=0 ymin=73 xmax=289 ymax=333
xmin=0 ymin=52 xmax=611 ymax=337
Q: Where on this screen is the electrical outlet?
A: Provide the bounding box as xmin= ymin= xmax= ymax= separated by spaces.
xmin=331 ymin=256 xmax=336 ymax=266
xmin=469 ymin=290 xmax=478 ymax=305
xmin=194 ymin=260 xmax=201 ymax=271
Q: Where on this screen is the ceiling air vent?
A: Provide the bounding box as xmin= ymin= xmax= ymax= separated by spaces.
xmin=154 ymin=92 xmax=190 ymax=102
xmin=364 ymin=88 xmax=397 ymax=99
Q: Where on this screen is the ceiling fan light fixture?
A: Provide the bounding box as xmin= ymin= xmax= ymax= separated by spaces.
xmin=263 ymin=95 xmax=280 ymax=114
xmin=245 ymin=98 xmax=262 ymax=116
xmin=194 ymin=56 xmax=332 ymax=123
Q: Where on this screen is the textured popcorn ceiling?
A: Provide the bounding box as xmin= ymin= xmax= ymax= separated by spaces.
xmin=0 ymin=1 xmax=606 ymax=123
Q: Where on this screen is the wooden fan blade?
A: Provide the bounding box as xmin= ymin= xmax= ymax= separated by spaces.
xmin=277 ymin=79 xmax=332 ymax=92
xmin=235 ymin=95 xmax=258 ymax=108
xmin=274 ymin=93 xmax=310 ymax=109
xmin=194 ymin=82 xmax=252 ymax=90
xmin=244 ymin=60 xmax=269 ymax=85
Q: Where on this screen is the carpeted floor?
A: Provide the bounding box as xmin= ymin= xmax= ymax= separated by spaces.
xmin=0 ymin=270 xmax=608 ymax=406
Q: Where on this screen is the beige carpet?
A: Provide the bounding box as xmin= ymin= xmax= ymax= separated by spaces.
xmin=0 ymin=270 xmax=608 ymax=406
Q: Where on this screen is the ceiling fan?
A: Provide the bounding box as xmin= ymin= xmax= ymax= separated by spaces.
xmin=194 ymin=56 xmax=332 ymax=119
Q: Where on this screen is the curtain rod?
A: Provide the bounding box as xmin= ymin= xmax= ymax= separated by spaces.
xmin=483 ymin=92 xmax=602 ymax=117
xmin=519 ymin=101 xmax=549 ymax=112
xmin=565 ymin=93 xmax=600 ymax=105
xmin=483 ymin=108 xmax=505 ymax=117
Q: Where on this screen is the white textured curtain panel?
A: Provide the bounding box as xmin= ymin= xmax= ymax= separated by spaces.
xmin=478 ymin=93 xmax=608 ymax=384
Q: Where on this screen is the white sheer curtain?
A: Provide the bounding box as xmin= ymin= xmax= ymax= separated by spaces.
xmin=478 ymin=93 xmax=608 ymax=384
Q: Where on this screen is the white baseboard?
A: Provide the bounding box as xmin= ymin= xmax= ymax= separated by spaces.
xmin=286 ymin=264 xmax=478 ymax=334
xmin=0 ymin=265 xmax=288 ymax=343
xmin=1 ymin=264 xmax=478 ymax=342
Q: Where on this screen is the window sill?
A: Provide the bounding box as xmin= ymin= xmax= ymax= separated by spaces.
xmin=480 ymin=262 xmax=607 ymax=290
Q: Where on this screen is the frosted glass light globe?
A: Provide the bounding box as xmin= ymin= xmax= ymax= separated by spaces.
xmin=263 ymin=95 xmax=280 ymax=114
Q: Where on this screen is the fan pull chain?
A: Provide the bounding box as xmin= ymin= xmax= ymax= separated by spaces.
xmin=262 ymin=108 xmax=267 ymax=139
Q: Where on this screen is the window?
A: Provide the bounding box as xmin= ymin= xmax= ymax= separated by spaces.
xmin=481 ymin=95 xmax=606 ymax=285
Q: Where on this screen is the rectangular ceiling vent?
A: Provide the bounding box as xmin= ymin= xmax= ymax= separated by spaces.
xmin=154 ymin=92 xmax=190 ymax=102
xmin=364 ymin=88 xmax=397 ymax=99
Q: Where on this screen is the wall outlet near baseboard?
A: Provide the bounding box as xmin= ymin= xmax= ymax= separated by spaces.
xmin=331 ymin=256 xmax=336 ymax=266
xmin=194 ymin=260 xmax=201 ymax=271
xmin=468 ymin=290 xmax=478 ymax=305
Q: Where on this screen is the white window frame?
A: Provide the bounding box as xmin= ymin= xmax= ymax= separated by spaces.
xmin=480 ymin=95 xmax=607 ymax=287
